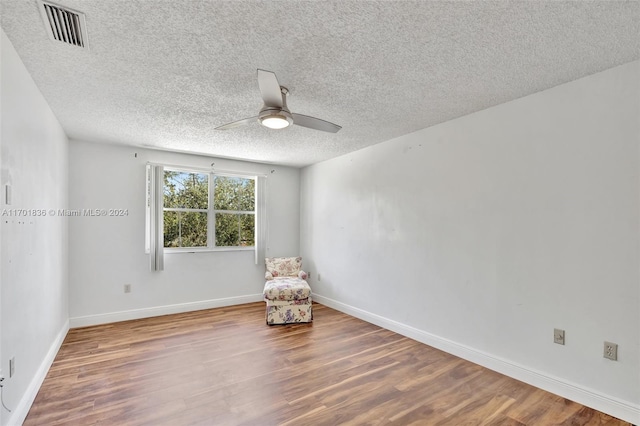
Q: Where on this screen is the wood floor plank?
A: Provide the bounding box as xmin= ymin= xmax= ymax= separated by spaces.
xmin=24 ymin=302 xmax=632 ymax=425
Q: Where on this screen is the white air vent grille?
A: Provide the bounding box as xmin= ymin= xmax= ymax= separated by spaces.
xmin=38 ymin=1 xmax=88 ymax=48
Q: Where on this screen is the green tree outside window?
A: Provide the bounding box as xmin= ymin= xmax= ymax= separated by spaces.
xmin=163 ymin=171 xmax=255 ymax=249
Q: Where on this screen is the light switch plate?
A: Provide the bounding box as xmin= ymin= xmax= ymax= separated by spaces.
xmin=554 ymin=328 xmax=565 ymax=345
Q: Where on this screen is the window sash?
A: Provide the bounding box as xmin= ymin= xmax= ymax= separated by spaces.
xmin=162 ymin=170 xmax=256 ymax=250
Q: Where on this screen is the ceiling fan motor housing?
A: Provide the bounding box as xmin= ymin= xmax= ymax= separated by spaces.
xmin=259 ymin=108 xmax=293 ymax=128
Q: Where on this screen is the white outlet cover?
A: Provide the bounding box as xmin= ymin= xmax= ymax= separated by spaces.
xmin=604 ymin=341 xmax=618 ymax=361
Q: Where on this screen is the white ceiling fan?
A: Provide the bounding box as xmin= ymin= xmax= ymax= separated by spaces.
xmin=215 ymin=69 xmax=341 ymax=133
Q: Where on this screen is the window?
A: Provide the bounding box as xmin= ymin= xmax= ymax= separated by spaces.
xmin=163 ymin=170 xmax=209 ymax=248
xmin=213 ymin=176 xmax=255 ymax=247
xmin=162 ymin=169 xmax=256 ymax=250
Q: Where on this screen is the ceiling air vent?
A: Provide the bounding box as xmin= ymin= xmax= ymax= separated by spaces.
xmin=37 ymin=0 xmax=88 ymax=48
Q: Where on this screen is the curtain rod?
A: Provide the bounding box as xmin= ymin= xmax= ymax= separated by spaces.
xmin=145 ymin=161 xmax=271 ymax=178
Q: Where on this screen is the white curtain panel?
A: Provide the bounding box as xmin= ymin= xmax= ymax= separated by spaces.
xmin=255 ymin=175 xmax=268 ymax=265
xmin=148 ymin=164 xmax=164 ymax=271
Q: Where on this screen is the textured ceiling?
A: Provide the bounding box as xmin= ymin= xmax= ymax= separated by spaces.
xmin=1 ymin=1 xmax=639 ymax=167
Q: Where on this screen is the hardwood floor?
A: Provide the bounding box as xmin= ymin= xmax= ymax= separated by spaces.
xmin=25 ymin=303 xmax=630 ymax=425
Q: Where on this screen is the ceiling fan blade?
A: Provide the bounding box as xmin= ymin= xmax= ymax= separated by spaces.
xmin=257 ymin=69 xmax=283 ymax=108
xmin=292 ymin=113 xmax=342 ymax=133
xmin=215 ymin=116 xmax=257 ymax=130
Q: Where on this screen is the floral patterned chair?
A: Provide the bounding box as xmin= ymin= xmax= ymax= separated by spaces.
xmin=263 ymin=256 xmax=312 ymax=325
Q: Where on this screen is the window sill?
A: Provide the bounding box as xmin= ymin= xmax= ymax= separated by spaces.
xmin=164 ymin=247 xmax=254 ymax=254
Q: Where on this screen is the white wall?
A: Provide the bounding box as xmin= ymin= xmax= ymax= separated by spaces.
xmin=300 ymin=61 xmax=640 ymax=422
xmin=68 ymin=141 xmax=300 ymax=325
xmin=0 ymin=29 xmax=69 ymax=426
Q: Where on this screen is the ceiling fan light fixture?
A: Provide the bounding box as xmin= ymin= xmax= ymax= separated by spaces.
xmin=215 ymin=70 xmax=341 ymax=133
xmin=260 ymin=113 xmax=293 ymax=129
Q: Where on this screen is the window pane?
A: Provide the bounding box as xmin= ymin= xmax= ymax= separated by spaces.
xmin=215 ymin=213 xmax=239 ymax=246
xmin=237 ymin=178 xmax=255 ymax=211
xmin=239 ymin=214 xmax=255 ymax=246
xmin=164 ymin=171 xmax=208 ymax=209
xmin=164 ymin=211 xmax=207 ymax=248
xmin=214 ymin=176 xmax=255 ymax=211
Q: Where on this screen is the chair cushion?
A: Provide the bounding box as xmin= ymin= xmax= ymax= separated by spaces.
xmin=265 ymin=256 xmax=302 ymax=278
xmin=263 ymin=277 xmax=311 ymax=301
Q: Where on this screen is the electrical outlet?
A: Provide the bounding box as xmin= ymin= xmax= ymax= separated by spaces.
xmin=604 ymin=341 xmax=618 ymax=361
xmin=553 ymin=328 xmax=565 ymax=345
xmin=124 ymin=284 xmax=131 ymax=293
xmin=9 ymin=357 xmax=15 ymax=378
xmin=317 ymin=273 xmax=321 ymax=281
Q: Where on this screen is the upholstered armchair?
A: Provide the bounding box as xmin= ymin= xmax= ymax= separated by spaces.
xmin=263 ymin=256 xmax=313 ymax=325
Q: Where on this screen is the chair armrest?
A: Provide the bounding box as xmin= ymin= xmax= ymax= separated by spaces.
xmin=298 ymin=270 xmax=308 ymax=280
xmin=265 ymin=271 xmax=274 ymax=280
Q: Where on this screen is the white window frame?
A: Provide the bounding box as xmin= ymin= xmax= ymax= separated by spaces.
xmin=209 ymin=171 xmax=257 ymax=251
xmin=161 ymin=167 xmax=257 ymax=253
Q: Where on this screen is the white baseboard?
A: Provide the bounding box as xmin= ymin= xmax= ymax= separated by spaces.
xmin=5 ymin=319 xmax=69 ymax=426
xmin=312 ymin=293 xmax=640 ymax=425
xmin=69 ymin=294 xmax=264 ymax=328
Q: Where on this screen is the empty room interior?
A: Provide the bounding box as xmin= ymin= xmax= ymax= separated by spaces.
xmin=1 ymin=1 xmax=639 ymax=425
